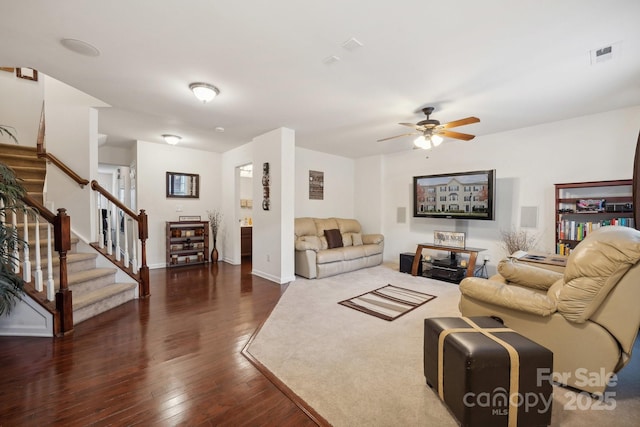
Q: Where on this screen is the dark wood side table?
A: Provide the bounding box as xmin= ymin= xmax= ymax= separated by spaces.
xmin=516 ymin=252 xmax=567 ymax=273
xmin=411 ymin=244 xmax=486 ymax=278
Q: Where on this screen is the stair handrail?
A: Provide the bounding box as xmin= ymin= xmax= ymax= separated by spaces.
xmin=35 ymin=103 xmax=89 ymax=188
xmin=20 ymin=193 xmax=74 ymax=335
xmin=90 ymin=180 xmax=150 ymax=297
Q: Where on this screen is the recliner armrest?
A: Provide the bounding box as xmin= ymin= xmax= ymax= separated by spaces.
xmin=295 ymin=237 xmax=320 ymax=251
xmin=362 ymin=234 xmax=384 ymax=245
xmin=459 ymin=277 xmax=558 ymax=317
xmin=498 ymin=259 xmax=563 ymax=291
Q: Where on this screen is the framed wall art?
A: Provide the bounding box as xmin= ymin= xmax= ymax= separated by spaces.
xmin=309 ymin=170 xmax=324 ymax=200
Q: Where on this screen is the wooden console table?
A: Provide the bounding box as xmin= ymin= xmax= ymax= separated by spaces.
xmin=411 ymin=244 xmax=486 ymax=278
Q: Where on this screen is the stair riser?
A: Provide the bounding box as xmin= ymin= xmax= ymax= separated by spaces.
xmin=30 ymin=257 xmax=97 ymax=278
xmin=24 ymin=241 xmax=79 ymax=259
xmin=0 ymin=155 xmax=46 ymax=169
xmin=73 ymin=287 xmax=136 ymax=325
xmin=58 ymin=272 xmax=117 ymax=297
xmin=7 ymin=167 xmax=46 ymax=180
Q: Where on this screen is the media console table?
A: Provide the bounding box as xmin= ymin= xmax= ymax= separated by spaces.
xmin=411 ymin=244 xmax=486 ymax=279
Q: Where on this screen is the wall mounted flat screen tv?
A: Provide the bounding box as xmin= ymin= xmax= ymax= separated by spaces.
xmin=413 ymin=169 xmax=495 ymax=220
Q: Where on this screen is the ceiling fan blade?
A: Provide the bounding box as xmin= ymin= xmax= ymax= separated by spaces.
xmin=377 ymin=132 xmax=418 ymax=142
xmin=438 ymin=130 xmax=476 ymax=141
xmin=441 ymin=117 xmax=480 ymax=129
xmin=399 ymin=122 xmax=426 ymax=131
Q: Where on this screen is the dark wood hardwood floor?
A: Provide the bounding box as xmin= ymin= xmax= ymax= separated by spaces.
xmin=0 ymin=261 xmax=317 ymax=426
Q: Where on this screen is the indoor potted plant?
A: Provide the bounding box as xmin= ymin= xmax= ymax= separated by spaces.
xmin=0 ymin=125 xmax=18 ymax=144
xmin=0 ymin=125 xmax=28 ymax=315
xmin=207 ymin=209 xmax=223 ymax=262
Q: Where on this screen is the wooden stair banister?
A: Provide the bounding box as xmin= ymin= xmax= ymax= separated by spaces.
xmin=90 ymin=180 xmax=150 ymax=297
xmin=20 ymin=193 xmax=74 ymax=336
xmin=37 ymin=152 xmax=89 ymax=188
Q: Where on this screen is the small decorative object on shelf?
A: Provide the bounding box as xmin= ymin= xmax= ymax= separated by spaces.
xmin=207 ymin=209 xmax=224 ymax=263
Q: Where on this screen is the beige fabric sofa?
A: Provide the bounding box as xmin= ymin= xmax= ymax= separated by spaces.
xmin=294 ymin=217 xmax=384 ymax=279
xmin=458 ymin=226 xmax=640 ymax=394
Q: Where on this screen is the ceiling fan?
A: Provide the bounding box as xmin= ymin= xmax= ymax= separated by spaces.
xmin=378 ymin=107 xmax=480 ymax=149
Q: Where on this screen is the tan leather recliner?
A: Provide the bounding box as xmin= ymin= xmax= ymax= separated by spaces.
xmin=458 ymin=226 xmax=640 ymax=394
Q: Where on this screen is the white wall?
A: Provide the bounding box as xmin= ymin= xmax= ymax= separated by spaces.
xmin=0 ymin=69 xmax=43 ymax=146
xmin=354 ymin=155 xmax=384 ymax=235
xmin=365 ymin=106 xmax=640 ymax=272
xmin=43 ymin=76 xmax=109 ymax=242
xmin=99 ymin=145 xmax=134 ymax=166
xmin=136 ymin=140 xmax=222 ymax=268
xmin=295 ymin=148 xmax=355 ymax=218
xmin=252 ymin=128 xmax=296 ymax=283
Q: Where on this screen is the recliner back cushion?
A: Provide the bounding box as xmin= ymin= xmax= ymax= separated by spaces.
xmin=314 ymin=218 xmax=340 ymax=237
xmin=557 ymin=226 xmax=640 ymax=323
xmin=295 ymin=217 xmax=317 ymax=238
xmin=336 ymin=218 xmax=361 ymax=234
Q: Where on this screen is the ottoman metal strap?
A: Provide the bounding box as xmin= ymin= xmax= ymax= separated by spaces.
xmin=437 ymin=317 xmax=520 ymax=427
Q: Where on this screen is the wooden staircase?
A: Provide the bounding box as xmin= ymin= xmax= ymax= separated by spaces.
xmin=1 ymin=143 xmax=138 ymax=327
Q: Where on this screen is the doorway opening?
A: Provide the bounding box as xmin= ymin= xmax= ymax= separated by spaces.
xmin=238 ymin=163 xmax=253 ymax=263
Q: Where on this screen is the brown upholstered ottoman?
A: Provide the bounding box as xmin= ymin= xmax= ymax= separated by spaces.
xmin=424 ymin=317 xmax=553 ymax=427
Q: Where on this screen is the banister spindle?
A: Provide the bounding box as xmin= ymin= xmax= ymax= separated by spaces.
xmin=22 ymin=211 xmax=31 ymax=282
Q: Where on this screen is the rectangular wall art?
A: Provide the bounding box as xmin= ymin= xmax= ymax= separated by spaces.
xmin=309 ymin=170 xmax=324 ymax=200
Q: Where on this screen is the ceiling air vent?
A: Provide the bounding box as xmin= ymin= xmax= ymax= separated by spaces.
xmin=589 ymin=41 xmax=621 ymax=65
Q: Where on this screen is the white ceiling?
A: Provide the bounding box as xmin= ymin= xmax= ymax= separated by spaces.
xmin=2 ymin=0 xmax=639 ymax=158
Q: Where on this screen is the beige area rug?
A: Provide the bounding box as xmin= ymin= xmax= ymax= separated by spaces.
xmin=244 ymin=264 xmax=640 ymax=427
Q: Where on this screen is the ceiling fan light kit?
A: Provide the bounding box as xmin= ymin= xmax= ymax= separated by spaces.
xmin=379 ymin=107 xmax=479 ymax=150
xmin=189 ymin=82 xmax=220 ymax=103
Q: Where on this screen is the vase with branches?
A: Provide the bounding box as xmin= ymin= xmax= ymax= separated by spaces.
xmin=499 ymin=228 xmax=539 ymax=256
xmin=207 ymin=209 xmax=223 ymax=262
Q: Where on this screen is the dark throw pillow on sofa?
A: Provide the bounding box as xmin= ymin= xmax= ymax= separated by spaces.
xmin=324 ymin=229 xmax=343 ymax=249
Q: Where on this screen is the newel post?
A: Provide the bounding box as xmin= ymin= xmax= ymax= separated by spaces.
xmin=54 ymin=208 xmax=73 ymax=334
xmin=138 ymin=209 xmax=150 ymax=297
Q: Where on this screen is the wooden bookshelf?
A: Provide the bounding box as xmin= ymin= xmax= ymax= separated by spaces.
xmin=555 ymin=180 xmax=633 ymax=255
xmin=166 ymin=221 xmax=209 ymax=267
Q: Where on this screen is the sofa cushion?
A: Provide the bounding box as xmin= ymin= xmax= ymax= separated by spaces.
xmin=336 ymin=218 xmax=361 ymax=234
xmin=342 ymin=233 xmax=353 ymax=247
xmin=557 ymin=226 xmax=640 ymax=323
xmin=295 ymin=217 xmax=317 ymax=238
xmin=315 ymin=218 xmax=340 ymax=236
xmin=342 ymin=245 xmax=366 ymax=260
xmin=324 ymin=229 xmax=343 ymax=249
xmin=352 ymin=233 xmax=363 ymax=246
xmin=364 ymin=243 xmax=383 ymax=256
xmin=316 ymin=248 xmax=345 ymax=264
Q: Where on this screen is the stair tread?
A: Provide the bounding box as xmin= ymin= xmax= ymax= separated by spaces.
xmin=31 ymin=252 xmax=97 ymax=266
xmin=73 ymin=282 xmax=137 ymax=310
xmin=64 ymin=268 xmax=117 ymax=285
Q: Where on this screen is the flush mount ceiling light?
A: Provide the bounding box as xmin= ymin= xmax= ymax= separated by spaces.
xmin=162 ymin=134 xmax=182 ymax=145
xmin=189 ymin=82 xmax=220 ymax=103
